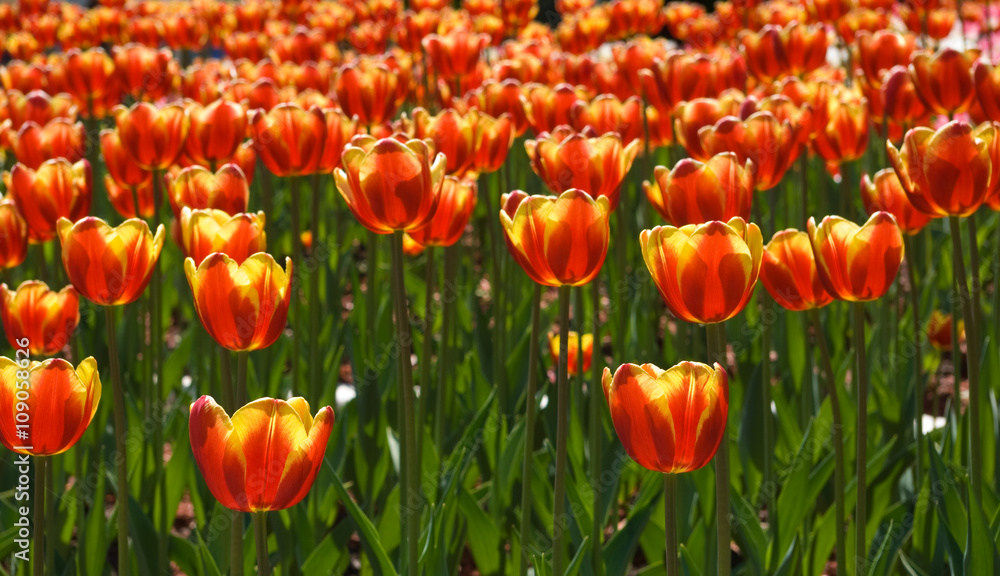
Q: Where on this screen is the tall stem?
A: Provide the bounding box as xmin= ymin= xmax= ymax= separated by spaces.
xmin=902 ymin=237 xmax=924 ymax=492
xmin=253 ymin=512 xmax=270 ymax=576
xmin=45 ymin=455 xmax=55 ymax=574
xmin=590 ymin=278 xmax=603 ymax=576
xmin=391 ymin=231 xmax=420 ymax=576
xmin=664 ymin=473 xmax=679 ymax=576
xmin=807 ymin=308 xmax=846 ymax=571
xmin=853 ymin=301 xmax=869 ymax=575
xmin=309 ymin=174 xmax=322 ymax=405
xmin=290 ymin=176 xmax=302 ymax=393
xmin=33 ymin=456 xmax=46 ymax=576
xmin=519 ymin=283 xmax=542 ymax=576
xmin=151 ymin=167 xmax=167 ymax=574
xmin=417 ymin=247 xmax=435 ymax=466
xmin=760 ymin=293 xmax=774 ymax=532
xmin=949 ymin=216 xmax=982 ymax=503
xmin=435 ymin=245 xmax=457 ymax=454
xmin=105 ymin=306 xmax=129 ymax=576
xmin=706 ymin=322 xmax=730 ymax=576
xmin=552 ymin=284 xmax=572 ymax=575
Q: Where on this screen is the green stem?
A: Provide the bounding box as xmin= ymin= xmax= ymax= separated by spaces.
xmin=391 ymin=231 xmax=420 ymax=576
xmin=33 ymin=456 xmax=45 ymax=576
xmin=552 ymin=284 xmax=572 ymax=575
xmin=253 ymin=512 xmax=270 ymax=575
xmin=290 ymin=176 xmax=302 ymax=394
xmin=366 ymin=230 xmax=379 ymax=364
xmin=481 ymin=173 xmax=507 ymax=413
xmin=236 ymin=351 xmax=249 ymax=412
xmin=967 ymin=213 xmax=983 ymax=346
xmin=309 ymin=174 xmax=321 ymax=406
xmin=219 ymin=348 xmax=234 ymax=411
xmin=706 ymin=322 xmax=730 ymax=576
xmin=519 ymin=283 xmax=542 ymax=576
xmin=590 ymin=278 xmax=603 ymax=576
xmin=902 ymin=237 xmax=924 ymax=493
xmin=808 ymin=308 xmax=847 ymax=571
xmin=949 ymin=216 xmax=982 ymax=503
xmin=799 ymin=154 xmax=809 ymax=229
xmin=853 ymin=301 xmax=869 ymax=574
xmin=664 ymin=473 xmax=679 ymax=576
xmin=417 ymin=246 xmax=435 ymax=466
xmin=45 ymin=455 xmax=55 ymax=574
xmin=760 ymin=294 xmax=774 ymax=533
xmin=105 ymin=306 xmax=129 ymax=576
xmin=435 ymin=245 xmax=457 ymax=455
xmin=151 ymin=165 xmax=168 ymax=573
xmin=615 ymin=209 xmax=629 ymax=360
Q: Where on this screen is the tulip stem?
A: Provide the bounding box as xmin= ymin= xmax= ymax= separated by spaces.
xmin=105 ymin=306 xmax=129 ymax=576
xmin=664 ymin=473 xmax=679 ymax=576
xmin=390 ymin=230 xmax=420 ymax=576
xmin=948 ymin=215 xmax=983 ymax=504
xmin=417 ymin=246 xmax=435 ymax=466
xmin=706 ymin=321 xmax=730 ymax=576
xmin=33 ymin=456 xmax=45 ymax=576
xmin=435 ymin=245 xmax=457 ymax=455
xmin=590 ymin=277 xmax=603 ymax=576
xmin=151 ymin=166 xmax=167 ymax=573
xmin=253 ymin=512 xmax=270 ymax=576
xmin=853 ymin=301 xmax=869 ymax=575
xmin=309 ymin=174 xmax=322 ymax=408
xmin=290 ymin=175 xmax=302 ymax=394
xmin=902 ymin=236 xmax=924 ymax=493
xmin=221 ymin=347 xmax=242 ymax=575
xmin=807 ymin=308 xmax=847 ymax=572
xmin=552 ymin=284 xmax=572 ymax=575
xmin=519 ymin=282 xmax=542 ymax=576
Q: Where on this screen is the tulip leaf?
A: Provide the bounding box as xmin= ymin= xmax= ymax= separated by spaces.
xmin=964 ymin=479 xmax=999 ymax=576
xmin=458 ymin=487 xmax=500 ymax=574
xmin=327 ymin=462 xmax=398 ymax=576
xmin=604 ymin=501 xmax=652 ymax=576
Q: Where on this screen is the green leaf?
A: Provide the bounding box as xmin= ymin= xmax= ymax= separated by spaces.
xmin=326 ymin=461 xmax=398 ymax=576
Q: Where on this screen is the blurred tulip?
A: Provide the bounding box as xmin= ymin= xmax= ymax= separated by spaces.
xmin=10 ymin=119 xmax=85 ymax=170
xmin=640 ymin=51 xmax=718 ymax=112
xmin=474 ymin=112 xmax=516 ymax=174
xmin=926 ymin=310 xmax=964 ymax=351
xmin=189 ymin=395 xmax=332 ymax=511
xmin=854 ymin=30 xmax=917 ymax=88
xmin=0 ymin=200 xmax=28 ymax=269
xmin=348 ymin=20 xmax=391 ymax=56
xmin=835 ymin=7 xmax=888 ymax=43
xmin=0 ymin=357 xmax=100 ymax=455
xmin=408 ymin=176 xmax=477 ymax=247
xmin=0 ymin=60 xmax=49 ymax=93
xmin=760 ymin=229 xmax=833 ymax=311
xmin=268 ymin=26 xmax=329 ymax=65
xmin=973 ymin=122 xmax=1000 ymax=210
xmin=60 ymin=48 xmax=116 ymax=111
xmin=812 ymin=89 xmax=869 ymax=166
xmin=185 ymin=100 xmax=248 ymax=170
xmin=5 ymin=90 xmax=78 ymax=132
xmin=0 ymin=281 xmax=79 ymax=356
xmin=113 ymin=44 xmax=176 ymax=101
xmin=467 ymin=79 xmax=530 ymax=136
xmin=698 ymin=112 xmax=800 ymax=191
xmin=549 ymin=331 xmax=593 ymax=376
xmin=641 ymin=217 xmax=762 ymax=324
xmin=335 ymin=135 xmax=445 ymax=233
xmin=179 ymin=208 xmax=266 ymax=266
xmin=887 ymin=121 xmax=992 ymax=217
xmin=114 ymin=102 xmax=190 ymax=171
xmin=973 ymin=61 xmax=1000 ymax=124
xmin=334 ymin=62 xmax=402 ymax=128
xmin=167 ymin=164 xmax=250 ymax=218
xmin=525 ymin=127 xmax=639 ymax=210
xmin=899 ymin=6 xmax=955 ymax=40
xmin=880 ymin=65 xmax=929 ymax=128
xmin=224 ymin=32 xmax=270 ymax=62
xmin=317 ymin=109 xmax=359 ymax=173
xmin=522 ymin=83 xmax=588 ymax=135
xmin=8 ymin=159 xmax=91 ymax=243
xmin=106 ymin=177 xmax=155 ymax=220
xmin=162 ymin=10 xmax=208 ymax=51
xmin=408 ymin=108 xmax=480 ymax=177
xmin=739 ymin=22 xmax=829 ymax=83
xmin=249 ymin=103 xmax=326 ymax=177
xmin=807 ymin=212 xmax=904 ymax=301
xmin=100 ymin=129 xmax=151 ymax=191
xmin=571 ymin=95 xmax=643 ymax=144
xmin=860 ymin=169 xmax=933 ymax=234
xmin=57 ymin=216 xmax=165 ymax=306
xmin=646 ymin=153 xmax=754 ymax=227
xmin=674 ymin=92 xmax=744 ymax=161
xmin=602 ymin=361 xmax=728 ymax=473
xmin=909 ymin=48 xmax=979 ymax=116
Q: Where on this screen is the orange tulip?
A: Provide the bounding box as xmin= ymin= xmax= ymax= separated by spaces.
xmin=525 ymin=126 xmax=639 ymax=210
xmin=499 ymin=189 xmax=611 ymax=287
xmin=548 ymin=331 xmax=593 ymax=376
xmin=100 ymin=129 xmax=152 ymax=190
xmin=639 ymin=51 xmax=718 ymax=112
xmin=467 ymin=79 xmax=530 ymax=137
xmin=185 ymin=252 xmax=292 ymax=352
xmin=880 ymin=65 xmax=929 ymax=128
xmin=8 ymin=159 xmax=91 ymax=243
xmin=860 ymin=169 xmax=933 ymax=234
xmin=0 ymin=281 xmax=80 ymax=356
xmin=249 ymin=103 xmax=326 ymax=177
xmin=521 ymin=83 xmax=588 ymax=135
xmin=112 ymin=44 xmax=176 ymax=101
xmin=57 ymin=217 xmax=165 ymax=306
xmin=602 ymin=361 xmax=728 ymax=473
xmin=60 ymin=47 xmax=117 ymax=109
xmin=973 ymin=122 xmax=1000 ymax=211
xmin=105 ymin=177 xmax=155 ymax=220
xmin=0 ymin=200 xmax=28 ymax=269
xmin=335 ymin=135 xmax=446 ymax=234
xmin=973 ymin=61 xmax=1000 ymax=124
xmin=887 ymin=121 xmax=992 ymax=217
xmin=407 ymin=176 xmax=477 ymax=247
xmin=408 ymin=108 xmax=480 ymax=177
xmin=698 ymin=112 xmax=800 ymax=191
xmin=807 ymin=212 xmax=904 ymax=302
xmin=10 ymin=119 xmax=85 ymax=170
xmin=641 ymin=217 xmax=762 ymax=324
xmin=184 ymin=99 xmax=248 ymax=170
xmin=899 ymin=6 xmax=955 ymax=40
xmin=114 ymin=102 xmax=191 ymax=171
xmin=674 ymin=92 xmax=743 ymax=161
xmin=189 ymin=395 xmax=332 ymax=512
xmin=926 ymin=310 xmax=964 ymax=352
xmin=812 ymin=89 xmax=869 ymax=166
xmin=571 ymin=94 xmax=643 ymax=144
xmin=167 ymin=164 xmax=251 ymax=218
xmin=909 ymin=48 xmax=979 ymax=116
xmin=423 ymin=28 xmax=489 ymax=80
xmin=179 ymin=208 xmax=266 ymax=266
xmin=5 ymin=90 xmax=77 ymax=131
xmin=760 ymin=229 xmax=833 ymax=312
xmin=854 ymin=30 xmax=917 ymax=89
xmin=834 ymin=7 xmax=888 ymax=43
xmin=645 ymin=105 xmax=675 ymax=148
xmin=741 ymin=93 xmax=813 ymax=146
xmin=646 ymin=153 xmax=754 ymax=227
xmin=739 ymin=22 xmax=829 ymax=83
xmin=0 ymin=357 xmax=100 ymax=456
xmin=318 ymin=108 xmax=359 ymax=173
xmin=474 ymin=112 xmax=516 ymax=174
xmin=224 ymin=31 xmax=270 ymax=62
xmin=334 ymin=62 xmax=403 ymax=128
xmin=0 ymin=60 xmax=49 ymax=93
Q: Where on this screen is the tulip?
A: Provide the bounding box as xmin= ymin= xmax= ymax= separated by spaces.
xmin=5 ymin=90 xmax=78 ymax=131
xmin=973 ymin=122 xmax=1000 ymax=211
xmin=468 ymin=79 xmax=530 ymax=136
xmin=10 ymin=119 xmax=85 ymax=170
xmin=0 ymin=200 xmax=28 ymax=269
xmin=760 ymin=229 xmax=833 ymax=312
xmin=185 ymin=252 xmax=291 ymax=352
xmin=423 ymin=28 xmax=489 ymax=80
xmin=926 ymin=310 xmax=964 ymax=352
xmin=0 ymin=61 xmax=49 ymax=93
xmin=106 ymin=177 xmax=155 ymax=220
xmin=639 ymin=51 xmax=719 ymax=112
xmin=525 ymin=126 xmax=639 ymax=210
xmin=189 ymin=395 xmax=333 ymax=511
xmin=57 ymin=216 xmax=165 ymax=306
xmin=473 ymin=112 xmax=516 ymax=174
xmin=854 ymin=30 xmax=917 ymax=89
xmin=334 ymin=62 xmax=403 ymax=129
xmin=571 ymin=94 xmax=643 ymax=144
xmin=0 ymin=357 xmax=100 ymax=455
xmin=335 ymin=135 xmax=446 ymax=234
xmin=887 ymin=121 xmax=992 ymax=218
xmin=909 ymin=48 xmax=979 ymax=116
xmin=184 ymin=99 xmax=248 ymax=170
xmin=674 ymin=92 xmax=743 ymax=160
xmin=739 ymin=22 xmax=829 ymax=83
xmin=60 ymin=47 xmax=117 ymax=111
xmin=860 ymin=170 xmax=933 ymax=234
xmin=641 ymin=217 xmax=762 ymax=324
xmin=974 ymin=61 xmax=1000 ymax=124
xmin=646 ymin=153 xmax=754 ymax=227
xmin=408 ymin=108 xmax=480 ymax=177
xmin=698 ymin=112 xmax=800 ymax=191
xmin=179 ymin=208 xmax=266 ymax=266
xmin=548 ymin=331 xmax=593 ymax=376
xmin=408 ymin=177 xmax=477 ymax=247
xmin=812 ymin=89 xmax=869 ymax=167
xmin=8 ymin=159 xmax=91 ymax=243
xmin=807 ymin=212 xmax=904 ymax=302
xmin=167 ymin=164 xmax=250 ymax=218
xmin=113 ymin=44 xmax=175 ymax=101
xmin=249 ymin=103 xmax=326 ymax=177
xmin=499 ymin=189 xmax=611 ymax=287
xmin=100 ymin=129 xmax=152 ymax=191
xmin=0 ymin=281 xmax=80 ymax=356
xmin=880 ymin=66 xmax=929 ymax=129
xmin=114 ymin=102 xmax=191 ymax=171
xmin=318 ymin=109 xmax=359 ymax=173
xmin=521 ymin=83 xmax=588 ymax=135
